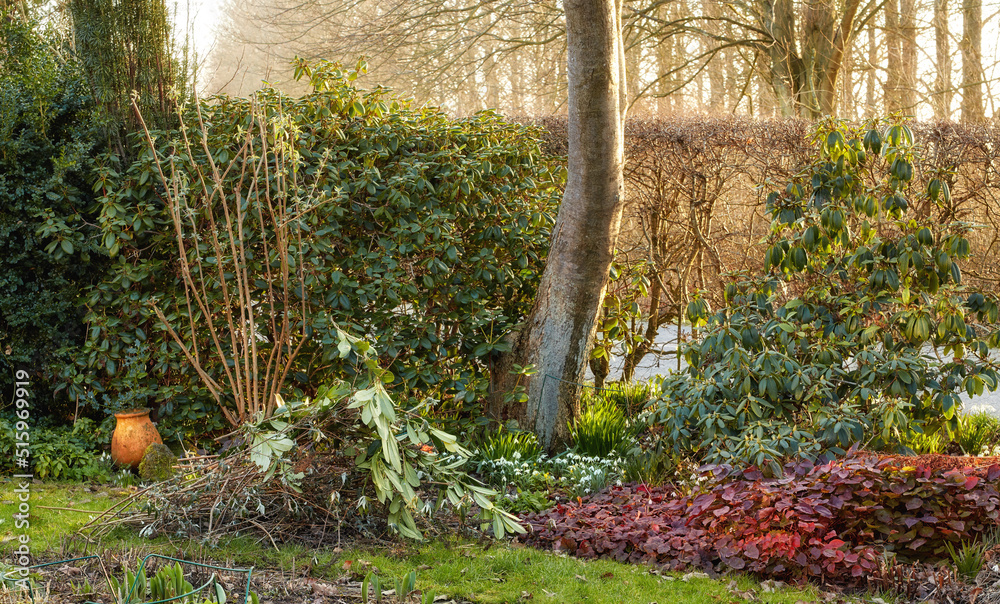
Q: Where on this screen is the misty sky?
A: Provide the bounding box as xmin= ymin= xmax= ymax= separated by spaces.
xmin=176 ymin=0 xmax=222 ymax=65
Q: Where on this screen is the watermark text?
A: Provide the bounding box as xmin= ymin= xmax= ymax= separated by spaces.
xmin=9 ymin=369 xmax=32 ymax=592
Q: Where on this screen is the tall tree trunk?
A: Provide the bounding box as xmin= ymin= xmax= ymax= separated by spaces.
xmin=815 ymin=0 xmax=860 ymax=116
xmin=510 ymin=0 xmax=627 ymax=450
xmin=865 ymin=22 xmax=877 ymax=116
xmin=884 ymin=0 xmax=904 ymax=112
xmin=801 ymin=0 xmax=835 ymax=115
xmin=900 ymin=0 xmax=917 ymax=110
xmin=757 ymin=59 xmax=776 ymax=116
xmin=626 ymin=30 xmax=642 ymax=112
xmin=484 ymin=41 xmax=501 ymax=110
xmin=705 ymin=0 xmax=725 ymax=111
xmin=589 ymin=355 xmax=610 ymax=389
xmin=764 ymin=0 xmax=799 ymax=116
xmin=654 ymin=1 xmax=677 ymax=115
xmin=960 ymin=0 xmax=984 ymax=122
xmin=934 ymin=0 xmax=953 ymax=118
xmin=655 ymin=29 xmax=673 ymax=114
xmin=726 ymin=47 xmax=743 ymax=113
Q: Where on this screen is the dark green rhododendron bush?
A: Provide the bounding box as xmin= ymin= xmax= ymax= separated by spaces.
xmin=651 ymin=119 xmax=1000 ymax=473
xmin=66 ymin=61 xmax=562 ymax=433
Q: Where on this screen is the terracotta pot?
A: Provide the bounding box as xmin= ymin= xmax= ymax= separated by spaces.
xmin=111 ymin=408 xmax=163 ymax=469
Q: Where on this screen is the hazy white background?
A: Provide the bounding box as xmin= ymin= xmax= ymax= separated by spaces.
xmin=174 ymin=0 xmax=223 ymax=86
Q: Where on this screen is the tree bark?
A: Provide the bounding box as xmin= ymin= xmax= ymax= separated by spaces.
xmin=934 ymin=0 xmax=953 ymax=118
xmin=764 ymin=0 xmax=799 ymax=116
xmin=900 ymin=0 xmax=918 ymax=110
xmin=865 ymin=22 xmax=877 ymax=116
xmin=815 ymin=0 xmax=861 ymax=116
xmin=654 ymin=0 xmax=678 ymax=115
xmin=589 ymin=355 xmax=610 ymax=389
xmin=761 ymin=0 xmax=859 ymax=117
xmin=960 ymin=0 xmax=984 ymax=122
xmin=625 ymin=30 xmax=642 ymax=113
xmin=506 ymin=0 xmax=627 ymax=451
xmin=705 ymin=0 xmax=726 ymax=111
xmin=884 ymin=0 xmax=904 ymax=112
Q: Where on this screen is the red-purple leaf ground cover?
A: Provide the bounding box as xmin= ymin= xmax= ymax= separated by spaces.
xmin=520 ymin=454 xmax=1000 ymax=581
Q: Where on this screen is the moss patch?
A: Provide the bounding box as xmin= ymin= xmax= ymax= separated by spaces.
xmin=138 ymin=443 xmax=176 ymax=482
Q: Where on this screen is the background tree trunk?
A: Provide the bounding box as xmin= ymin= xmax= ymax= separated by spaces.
xmin=764 ymin=0 xmax=799 ymax=116
xmin=813 ymin=0 xmax=861 ymax=116
xmin=900 ymin=0 xmax=917 ymax=110
xmin=507 ymin=0 xmax=627 ymax=451
xmin=934 ymin=0 xmax=953 ymax=118
xmin=961 ymin=0 xmax=984 ymax=122
xmin=705 ymin=0 xmax=725 ymax=111
xmin=884 ymin=0 xmax=904 ymax=112
xmin=654 ymin=17 xmax=675 ymax=115
xmin=865 ymin=22 xmax=877 ymax=116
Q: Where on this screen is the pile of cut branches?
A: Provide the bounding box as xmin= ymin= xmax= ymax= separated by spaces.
xmin=86 ymin=453 xmax=358 ymax=547
xmin=82 ymin=329 xmax=524 ymax=547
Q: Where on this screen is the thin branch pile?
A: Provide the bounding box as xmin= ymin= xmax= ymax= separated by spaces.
xmin=83 ymin=329 xmax=524 ymax=547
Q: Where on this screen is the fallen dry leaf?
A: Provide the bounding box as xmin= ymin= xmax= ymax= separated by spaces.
xmin=682 ymin=571 xmax=710 ymax=582
xmin=308 ymin=581 xmax=338 ymax=597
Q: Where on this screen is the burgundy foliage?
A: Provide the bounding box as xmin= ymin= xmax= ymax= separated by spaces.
xmin=520 ymin=454 xmax=1000 ymax=580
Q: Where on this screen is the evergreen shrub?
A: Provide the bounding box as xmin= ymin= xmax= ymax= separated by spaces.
xmin=67 ymin=60 xmax=562 ymax=431
xmin=650 ymin=119 xmax=1000 ymax=473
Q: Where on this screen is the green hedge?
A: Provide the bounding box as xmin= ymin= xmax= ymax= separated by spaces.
xmin=0 ymin=16 xmax=108 ymax=410
xmin=66 ymin=61 xmax=562 ymax=432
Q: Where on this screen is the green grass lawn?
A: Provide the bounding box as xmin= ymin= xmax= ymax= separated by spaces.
xmin=0 ymin=479 xmax=124 ymax=552
xmin=332 ymin=540 xmax=823 ymax=604
xmin=0 ymin=478 xmax=893 ymax=603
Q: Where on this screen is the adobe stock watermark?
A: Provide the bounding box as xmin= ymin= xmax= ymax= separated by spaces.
xmin=8 ymin=369 xmax=32 ymax=592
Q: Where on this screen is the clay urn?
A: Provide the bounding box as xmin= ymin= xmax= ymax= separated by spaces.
xmin=111 ymin=408 xmax=163 ymax=468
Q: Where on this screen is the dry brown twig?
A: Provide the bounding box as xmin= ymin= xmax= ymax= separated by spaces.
xmin=133 ymin=96 xmax=312 ymax=427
